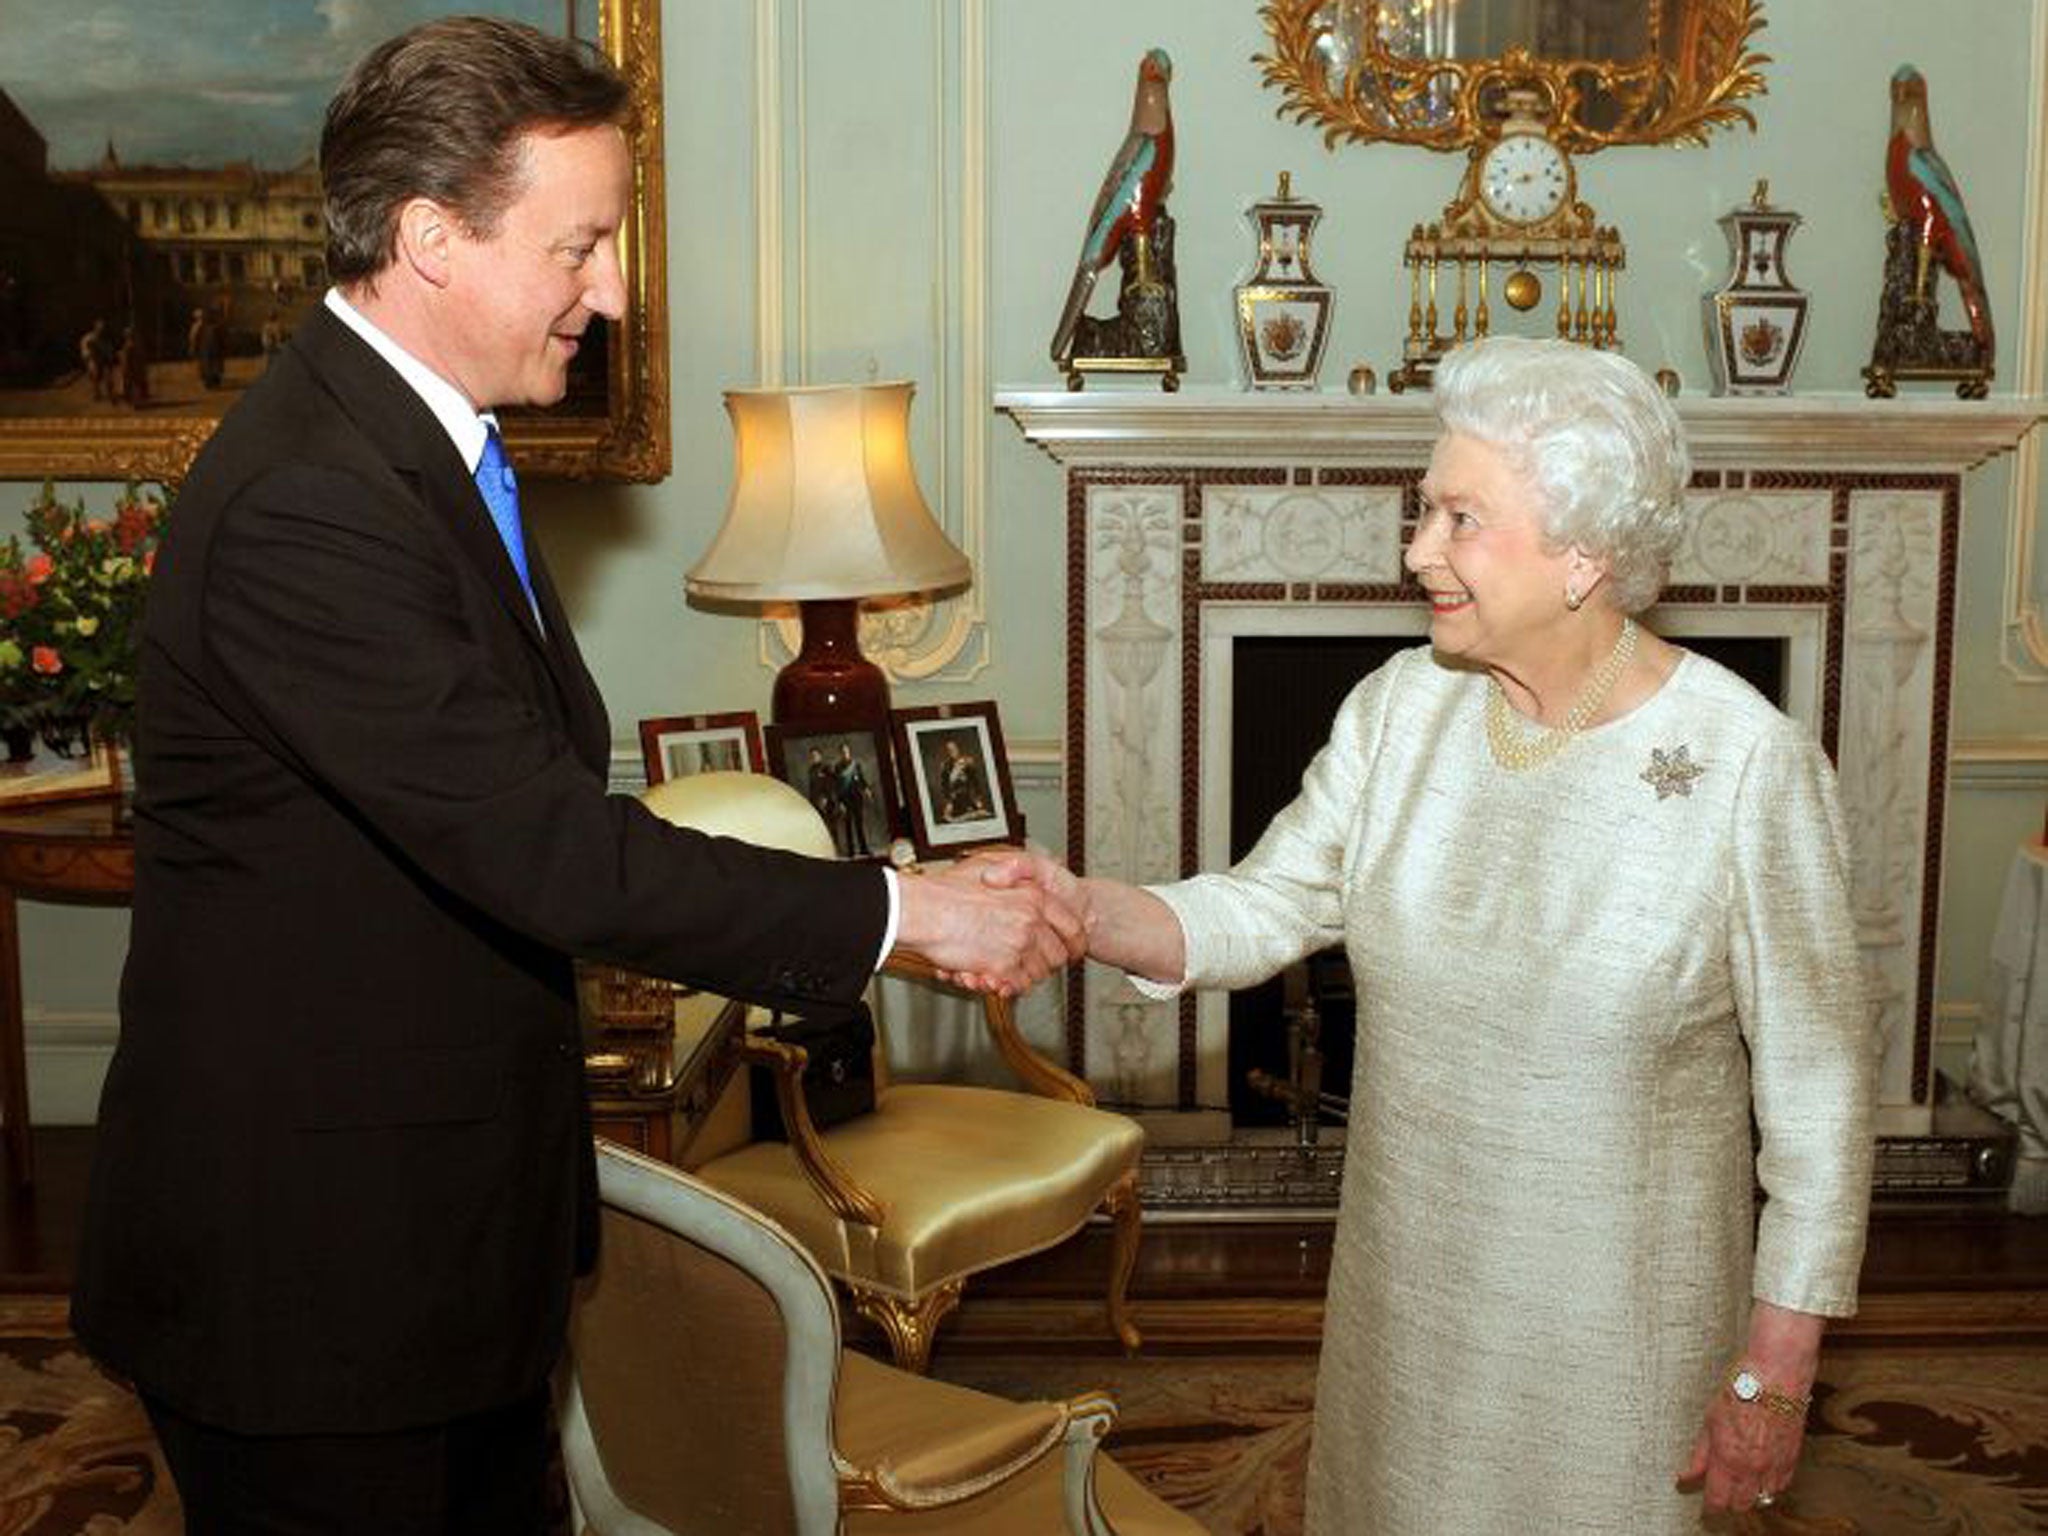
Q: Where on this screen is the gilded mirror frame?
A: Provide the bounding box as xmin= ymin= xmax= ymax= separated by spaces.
xmin=0 ymin=0 xmax=669 ymax=485
xmin=1256 ymin=0 xmax=1770 ymax=153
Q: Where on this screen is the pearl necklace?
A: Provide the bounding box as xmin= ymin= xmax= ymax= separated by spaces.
xmin=1484 ymin=617 xmax=1639 ymax=771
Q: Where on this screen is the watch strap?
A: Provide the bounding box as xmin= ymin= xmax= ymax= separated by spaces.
xmin=1726 ymin=1363 xmax=1810 ymax=1422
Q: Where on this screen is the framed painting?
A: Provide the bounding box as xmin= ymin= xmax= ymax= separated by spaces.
xmin=763 ymin=721 xmax=901 ymax=865
xmin=889 ymin=701 xmax=1022 ymax=860
xmin=638 ymin=711 xmax=765 ymax=786
xmin=0 ymin=0 xmax=669 ymax=485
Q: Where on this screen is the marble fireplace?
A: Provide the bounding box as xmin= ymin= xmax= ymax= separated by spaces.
xmin=999 ymin=390 xmax=2040 ymax=1204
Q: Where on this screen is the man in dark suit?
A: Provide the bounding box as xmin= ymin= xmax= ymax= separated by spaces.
xmin=69 ymin=18 xmax=1078 ymax=1533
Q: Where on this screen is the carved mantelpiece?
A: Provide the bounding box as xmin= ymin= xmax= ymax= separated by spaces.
xmin=998 ymin=389 xmax=2046 ymax=1139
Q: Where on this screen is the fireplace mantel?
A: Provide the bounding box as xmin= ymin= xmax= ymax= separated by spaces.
xmin=997 ymin=387 xmax=2045 ymax=471
xmin=997 ymin=387 xmax=2043 ymax=1160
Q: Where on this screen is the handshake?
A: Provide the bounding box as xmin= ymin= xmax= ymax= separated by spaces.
xmin=890 ymin=846 xmax=1093 ymax=997
xmin=890 ymin=847 xmax=1183 ymax=997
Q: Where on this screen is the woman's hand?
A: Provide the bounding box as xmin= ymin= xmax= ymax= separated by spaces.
xmin=964 ymin=846 xmax=1187 ymax=990
xmin=1678 ymin=1301 xmax=1825 ymax=1515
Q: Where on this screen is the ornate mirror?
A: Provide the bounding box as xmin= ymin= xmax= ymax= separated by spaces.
xmin=1257 ymin=0 xmax=1770 ymax=152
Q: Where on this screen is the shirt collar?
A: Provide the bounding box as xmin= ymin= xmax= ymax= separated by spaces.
xmin=323 ymin=289 xmax=498 ymax=473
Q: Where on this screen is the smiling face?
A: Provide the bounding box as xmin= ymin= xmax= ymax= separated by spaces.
xmin=437 ymin=123 xmax=630 ymax=410
xmin=1404 ymin=431 xmax=1582 ymax=674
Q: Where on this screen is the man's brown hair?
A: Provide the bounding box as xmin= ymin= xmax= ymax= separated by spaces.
xmin=319 ymin=16 xmax=632 ymax=286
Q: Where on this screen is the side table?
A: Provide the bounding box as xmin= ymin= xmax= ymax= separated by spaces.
xmin=584 ymin=981 xmax=746 ymax=1164
xmin=0 ymin=799 xmax=134 ymax=1185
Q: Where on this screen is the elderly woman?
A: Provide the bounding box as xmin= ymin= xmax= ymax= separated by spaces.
xmin=981 ymin=336 xmax=1875 ymax=1533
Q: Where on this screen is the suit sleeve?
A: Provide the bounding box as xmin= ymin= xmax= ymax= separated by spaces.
xmin=196 ymin=461 xmax=887 ymax=1011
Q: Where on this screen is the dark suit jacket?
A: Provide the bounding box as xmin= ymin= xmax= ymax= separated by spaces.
xmin=70 ymin=306 xmax=888 ymax=1435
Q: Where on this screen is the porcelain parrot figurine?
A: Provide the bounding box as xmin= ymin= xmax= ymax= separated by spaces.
xmin=1885 ymin=64 xmax=1993 ymax=361
xmin=1049 ymin=48 xmax=1175 ymax=365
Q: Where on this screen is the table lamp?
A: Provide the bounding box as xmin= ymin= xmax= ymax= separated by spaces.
xmin=687 ymin=381 xmax=970 ymax=734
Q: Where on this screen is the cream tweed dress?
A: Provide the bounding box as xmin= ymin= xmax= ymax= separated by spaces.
xmin=1141 ymin=645 xmax=1875 ymax=1535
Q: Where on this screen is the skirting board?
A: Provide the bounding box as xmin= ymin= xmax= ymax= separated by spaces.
xmin=23 ymin=1012 xmax=117 ymax=1126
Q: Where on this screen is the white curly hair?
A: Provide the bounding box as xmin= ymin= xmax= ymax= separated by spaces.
xmin=1432 ymin=337 xmax=1692 ymax=614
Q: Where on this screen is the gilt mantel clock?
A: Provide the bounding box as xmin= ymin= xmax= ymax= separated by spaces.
xmin=1391 ymin=88 xmax=1627 ymax=391
xmin=1256 ymin=0 xmax=1771 ymax=389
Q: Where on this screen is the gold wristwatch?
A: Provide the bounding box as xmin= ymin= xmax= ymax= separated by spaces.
xmin=1726 ymin=1364 xmax=1809 ymax=1422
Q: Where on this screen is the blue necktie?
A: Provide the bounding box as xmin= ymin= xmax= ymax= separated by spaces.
xmin=474 ymin=426 xmax=534 ymax=602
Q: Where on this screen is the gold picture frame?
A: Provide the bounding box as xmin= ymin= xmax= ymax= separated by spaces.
xmin=0 ymin=0 xmax=669 ymax=485
xmin=0 ymin=727 xmax=123 ymax=810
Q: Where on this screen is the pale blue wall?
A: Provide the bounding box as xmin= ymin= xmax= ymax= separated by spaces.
xmin=5 ymin=1 xmax=2044 ymax=1117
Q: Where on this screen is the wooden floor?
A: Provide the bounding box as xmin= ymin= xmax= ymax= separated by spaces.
xmin=9 ymin=1125 xmax=2045 ymax=1348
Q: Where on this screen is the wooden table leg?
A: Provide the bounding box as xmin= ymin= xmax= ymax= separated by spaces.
xmin=0 ymin=884 xmax=31 ymax=1185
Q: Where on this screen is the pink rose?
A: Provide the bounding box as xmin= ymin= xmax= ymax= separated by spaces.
xmin=30 ymin=646 xmax=62 ymax=675
xmin=24 ymin=554 xmax=52 ymax=584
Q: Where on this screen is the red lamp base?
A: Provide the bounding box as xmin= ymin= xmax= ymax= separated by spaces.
xmin=771 ymin=598 xmax=891 ymax=735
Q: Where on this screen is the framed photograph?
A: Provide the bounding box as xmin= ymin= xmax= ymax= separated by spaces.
xmin=764 ymin=722 xmax=900 ymax=864
xmin=889 ymin=702 xmax=1021 ymax=860
xmin=0 ymin=0 xmax=668 ymax=484
xmin=0 ymin=729 xmax=123 ymax=810
xmin=638 ymin=711 xmax=765 ymax=786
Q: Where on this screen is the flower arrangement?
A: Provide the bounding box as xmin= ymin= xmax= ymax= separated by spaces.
xmin=0 ymin=482 xmax=165 ymax=755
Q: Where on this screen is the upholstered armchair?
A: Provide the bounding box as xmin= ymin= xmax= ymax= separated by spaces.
xmin=562 ymin=1140 xmax=1198 ymax=1535
xmin=632 ymin=770 xmax=1145 ymax=1373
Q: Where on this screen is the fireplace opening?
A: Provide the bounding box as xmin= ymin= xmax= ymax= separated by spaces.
xmin=1225 ymin=629 xmax=1789 ymax=1127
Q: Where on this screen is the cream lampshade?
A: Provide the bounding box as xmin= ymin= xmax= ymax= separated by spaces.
xmin=687 ymin=381 xmax=968 ymax=732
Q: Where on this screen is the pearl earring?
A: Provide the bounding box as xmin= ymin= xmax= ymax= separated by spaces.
xmin=1565 ymin=585 xmax=1583 ymax=611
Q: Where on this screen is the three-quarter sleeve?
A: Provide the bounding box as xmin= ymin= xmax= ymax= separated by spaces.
xmin=1727 ymin=720 xmax=1877 ymax=1316
xmin=1132 ymin=650 xmax=1405 ymax=999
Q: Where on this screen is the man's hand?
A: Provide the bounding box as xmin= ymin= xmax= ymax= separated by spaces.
xmin=892 ymin=856 xmax=1086 ymax=996
xmin=958 ymin=844 xmax=1186 ymax=990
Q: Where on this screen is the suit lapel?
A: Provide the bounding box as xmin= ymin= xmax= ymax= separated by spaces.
xmin=525 ymin=539 xmax=611 ymax=774
xmin=292 ymin=309 xmax=608 ymax=768
xmin=293 ymin=311 xmax=543 ymax=646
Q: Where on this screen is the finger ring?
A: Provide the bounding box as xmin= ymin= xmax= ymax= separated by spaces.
xmin=1755 ymin=1491 xmax=1776 ymax=1509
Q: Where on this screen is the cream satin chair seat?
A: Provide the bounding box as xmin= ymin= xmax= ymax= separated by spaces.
xmin=698 ymin=1082 xmax=1141 ymax=1297
xmin=633 ymin=771 xmax=1145 ymax=1373
xmin=563 ymin=1140 xmax=1199 ymax=1536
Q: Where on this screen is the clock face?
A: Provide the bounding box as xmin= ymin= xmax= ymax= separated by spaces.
xmin=1479 ymin=133 xmax=1569 ymax=225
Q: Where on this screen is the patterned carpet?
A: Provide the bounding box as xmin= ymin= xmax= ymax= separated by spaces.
xmin=931 ymin=1345 xmax=2048 ymax=1536
xmin=0 ymin=1293 xmax=2041 ymax=1534
xmin=0 ymin=1299 xmax=176 ymax=1535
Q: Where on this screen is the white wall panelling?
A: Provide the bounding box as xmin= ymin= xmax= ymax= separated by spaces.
xmin=750 ymin=0 xmax=990 ymax=686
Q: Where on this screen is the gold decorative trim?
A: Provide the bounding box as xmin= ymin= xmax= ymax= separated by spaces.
xmin=737 ymin=1034 xmax=887 ymax=1229
xmin=1255 ymin=0 xmax=1770 ymax=153
xmin=846 ymin=1277 xmax=965 ymax=1375
xmin=885 ymin=947 xmax=1093 ymax=1104
xmin=1102 ymin=1168 xmax=1145 ymax=1354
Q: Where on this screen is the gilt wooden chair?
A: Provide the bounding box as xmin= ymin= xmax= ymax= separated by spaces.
xmin=629 ymin=770 xmax=1144 ymax=1373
